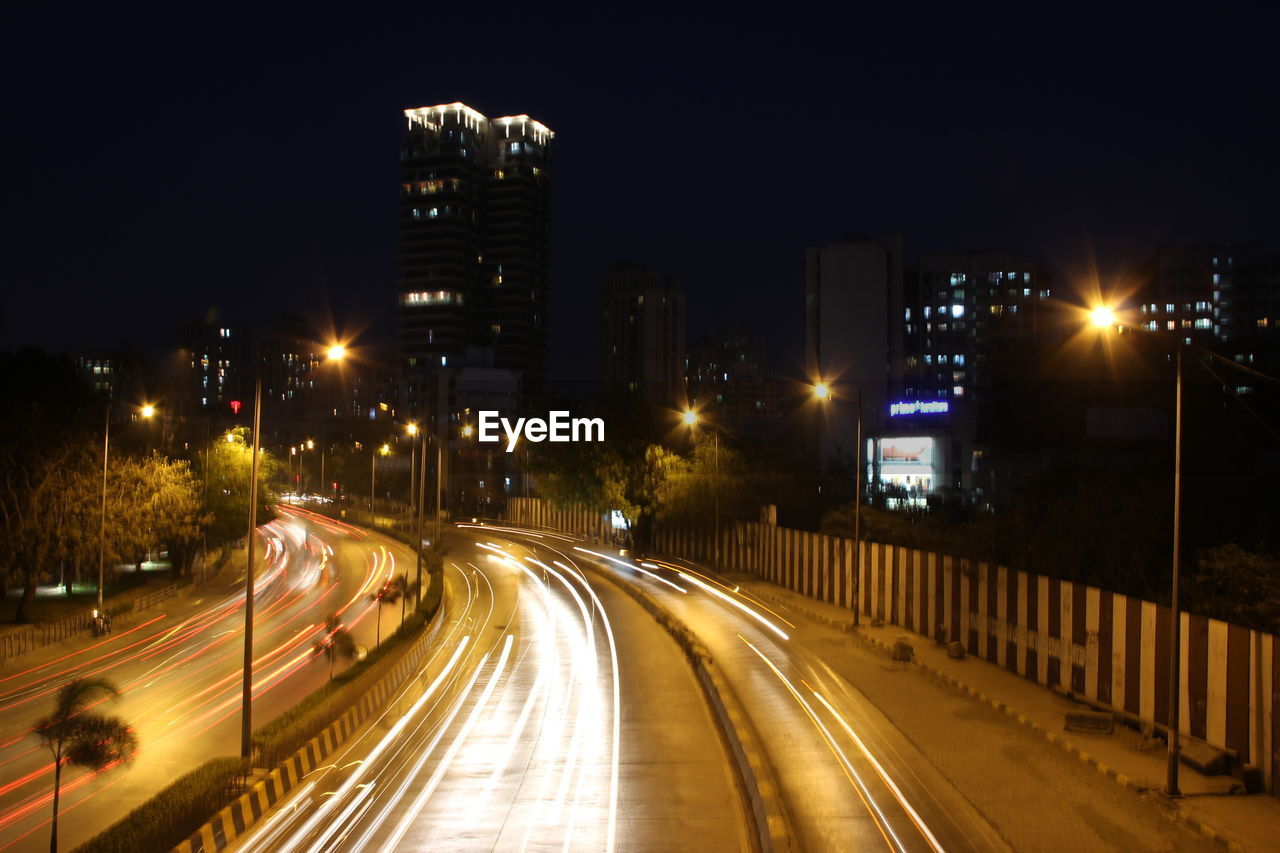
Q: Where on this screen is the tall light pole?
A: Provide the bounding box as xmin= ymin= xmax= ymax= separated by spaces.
xmin=415 ymin=429 xmax=427 ymax=607
xmin=1086 ymin=303 xmax=1183 ymax=796
xmin=681 ymin=410 xmax=722 ymax=567
xmin=242 ymin=344 xmax=344 ymax=759
xmin=372 ymin=443 xmax=390 ymax=529
xmin=240 ymin=372 xmax=262 ymax=759
xmin=98 ymin=404 xmax=155 ymax=610
xmin=814 ymin=381 xmax=862 ymax=626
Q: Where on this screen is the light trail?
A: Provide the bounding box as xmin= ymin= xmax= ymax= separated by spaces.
xmin=572 ymin=546 xmax=687 ymax=593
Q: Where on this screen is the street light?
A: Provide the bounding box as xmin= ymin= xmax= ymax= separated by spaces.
xmin=1085 ymin=311 xmax=1183 ymax=796
xmin=1089 ymin=305 xmax=1118 ymax=329
xmin=814 ymin=380 xmax=861 ymax=627
xmin=240 ymin=341 xmax=346 ymax=759
xmin=681 ymin=409 xmax=721 ymax=568
xmin=371 ymin=443 xmax=391 ymax=529
xmin=98 ymin=403 xmax=155 ymax=609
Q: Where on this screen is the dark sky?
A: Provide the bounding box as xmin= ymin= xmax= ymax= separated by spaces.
xmin=3 ymin=3 xmax=1277 ymax=387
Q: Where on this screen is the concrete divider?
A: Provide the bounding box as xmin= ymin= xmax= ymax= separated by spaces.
xmin=172 ymin=600 xmax=447 ymax=853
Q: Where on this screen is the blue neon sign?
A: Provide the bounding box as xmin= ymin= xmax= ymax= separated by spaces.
xmin=889 ymin=400 xmax=949 ymax=417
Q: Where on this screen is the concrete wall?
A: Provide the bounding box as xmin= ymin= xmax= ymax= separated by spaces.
xmin=505 ymin=497 xmax=1279 ymax=795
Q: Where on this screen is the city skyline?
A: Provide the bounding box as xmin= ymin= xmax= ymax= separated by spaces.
xmin=4 ymin=4 xmax=1279 ymax=383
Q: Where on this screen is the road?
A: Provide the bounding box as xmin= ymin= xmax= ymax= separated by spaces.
xmin=231 ymin=526 xmax=750 ymax=853
xmin=474 ymin=525 xmax=1012 ymax=853
xmin=0 ymin=506 xmax=410 ymax=853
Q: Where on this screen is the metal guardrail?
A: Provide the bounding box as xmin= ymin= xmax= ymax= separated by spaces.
xmin=0 ymin=583 xmax=178 ymax=663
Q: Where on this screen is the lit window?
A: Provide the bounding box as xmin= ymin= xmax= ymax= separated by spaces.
xmin=1167 ymin=321 xmax=1175 ymax=330
xmin=952 ymin=305 xmax=965 ymax=317
xmin=1166 ymin=304 xmax=1175 ymax=314
xmin=1258 ymin=318 xmax=1270 ymax=328
xmin=923 ymin=306 xmax=931 ymax=318
xmin=904 ymin=308 xmax=912 ymax=321
xmin=441 ymin=356 xmax=448 ymax=366
xmin=954 ymin=354 xmax=965 ymax=365
xmin=1213 ymin=273 xmax=1220 ymax=284
xmin=1023 ymin=288 xmax=1031 ymax=297
xmin=1023 ymin=272 xmax=1031 ymax=283
xmin=953 ymin=385 xmax=965 ymax=396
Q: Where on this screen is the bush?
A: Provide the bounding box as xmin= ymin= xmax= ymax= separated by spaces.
xmin=71 ymin=756 xmax=249 ymax=853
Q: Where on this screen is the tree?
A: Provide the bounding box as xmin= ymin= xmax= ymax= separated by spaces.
xmin=388 ymin=573 xmax=418 ymax=624
xmin=1187 ymin=544 xmax=1280 ymax=633
xmin=35 ymin=677 xmax=137 ymax=853
xmin=368 ymin=579 xmax=403 ymax=647
xmin=312 ymin=613 xmax=355 ymax=679
xmin=199 ymin=430 xmax=281 ymax=549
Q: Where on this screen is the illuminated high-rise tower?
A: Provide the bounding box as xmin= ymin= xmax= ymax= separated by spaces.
xmin=397 ymin=103 xmax=554 ymax=406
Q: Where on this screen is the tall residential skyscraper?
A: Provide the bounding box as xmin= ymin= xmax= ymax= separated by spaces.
xmin=398 ymin=103 xmax=554 ymax=408
xmin=600 ymin=264 xmax=686 ymax=407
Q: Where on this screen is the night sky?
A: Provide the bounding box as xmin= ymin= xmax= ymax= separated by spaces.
xmin=3 ymin=3 xmax=1277 ymax=388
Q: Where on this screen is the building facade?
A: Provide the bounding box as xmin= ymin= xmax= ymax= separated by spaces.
xmin=804 ymin=236 xmax=904 ymax=467
xmin=600 ymin=264 xmax=686 ymax=407
xmin=686 ymin=325 xmax=781 ymax=434
xmin=397 ymin=103 xmax=554 ymax=414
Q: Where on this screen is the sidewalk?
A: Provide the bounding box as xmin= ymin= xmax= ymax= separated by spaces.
xmin=731 ymin=575 xmax=1280 ymax=852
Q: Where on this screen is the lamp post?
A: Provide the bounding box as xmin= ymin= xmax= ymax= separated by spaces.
xmin=681 ymin=410 xmax=722 ymax=567
xmin=1086 ymin=303 xmax=1182 ymax=796
xmin=415 ymin=429 xmax=427 ymax=608
xmin=814 ymin=381 xmax=862 ymax=627
xmin=371 ymin=443 xmax=390 ymax=529
xmin=98 ymin=404 xmax=155 ymax=610
xmin=240 ymin=372 xmax=262 ymax=759
xmin=241 ymin=343 xmax=345 ymax=759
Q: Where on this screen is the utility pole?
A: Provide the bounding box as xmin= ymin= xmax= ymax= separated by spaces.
xmin=241 ymin=372 xmax=262 ymax=759
xmin=1167 ymin=346 xmax=1184 ymax=796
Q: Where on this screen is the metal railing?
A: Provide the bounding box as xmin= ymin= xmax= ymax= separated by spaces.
xmin=0 ymin=583 xmax=178 ymax=663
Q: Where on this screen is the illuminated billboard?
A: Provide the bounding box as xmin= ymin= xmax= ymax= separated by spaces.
xmin=889 ymin=400 xmax=949 ymax=417
xmin=873 ymin=436 xmax=942 ymax=506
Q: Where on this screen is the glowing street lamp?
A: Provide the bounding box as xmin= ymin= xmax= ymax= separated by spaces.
xmin=98 ymin=404 xmax=155 ymax=609
xmin=1089 ymin=305 xmax=1118 ymax=329
xmin=681 ymin=409 xmax=722 ymax=567
xmin=326 ymin=344 xmax=347 ymax=362
xmin=1085 ymin=308 xmax=1184 ymax=796
xmin=814 ymin=380 xmax=862 ymax=626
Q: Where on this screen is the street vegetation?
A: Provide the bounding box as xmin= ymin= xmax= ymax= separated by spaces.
xmin=0 ymin=351 xmax=278 ymax=622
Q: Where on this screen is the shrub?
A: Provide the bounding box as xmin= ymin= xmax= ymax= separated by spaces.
xmin=71 ymin=756 xmax=249 ymax=853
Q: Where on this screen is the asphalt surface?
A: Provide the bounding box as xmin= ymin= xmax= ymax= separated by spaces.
xmin=231 ymin=527 xmax=749 ymax=853
xmin=480 ymin=527 xmax=1013 ymax=853
xmin=0 ymin=506 xmax=410 ymax=853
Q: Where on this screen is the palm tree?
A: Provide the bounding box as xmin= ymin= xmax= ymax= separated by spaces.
xmin=387 ymin=573 xmax=418 ymax=626
xmin=36 ymin=678 xmax=137 ymax=853
xmin=368 ymin=580 xmax=403 ymax=647
xmin=312 ymin=613 xmax=355 ymax=679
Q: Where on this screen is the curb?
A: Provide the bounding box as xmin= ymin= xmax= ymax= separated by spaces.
xmin=172 ymin=600 xmax=447 ymax=853
xmin=746 ymin=585 xmax=1247 ymax=853
xmin=566 ymin=552 xmax=794 ymax=853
